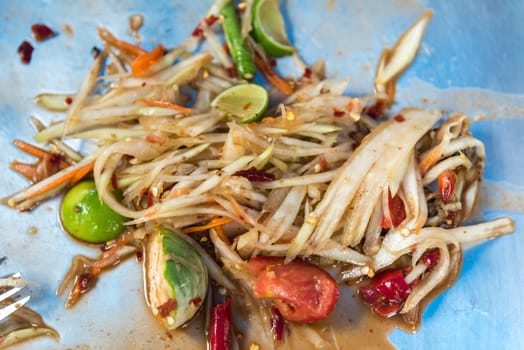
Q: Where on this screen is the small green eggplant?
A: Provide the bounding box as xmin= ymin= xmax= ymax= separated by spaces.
xmin=144 ymin=227 xmax=208 ymax=330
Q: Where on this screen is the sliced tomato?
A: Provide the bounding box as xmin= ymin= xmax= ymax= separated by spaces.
xmin=247 ymin=256 xmax=339 ymax=323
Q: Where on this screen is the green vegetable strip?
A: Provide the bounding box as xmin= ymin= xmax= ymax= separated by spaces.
xmin=221 ymin=0 xmax=256 ymax=79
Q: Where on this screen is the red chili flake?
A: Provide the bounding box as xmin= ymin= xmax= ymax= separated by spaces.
xmin=49 ymin=153 xmax=63 ymax=165
xmin=243 ymin=102 xmax=252 ymax=111
xmin=271 ymin=306 xmax=285 ymax=341
xmin=147 ymin=190 xmax=155 ymax=208
xmin=63 ymin=23 xmax=74 ymax=36
xmin=381 ymin=190 xmax=406 ymax=229
xmin=358 ymin=269 xmax=411 ymax=318
xmin=190 ymin=296 xmax=203 ymax=307
xmin=64 ymin=96 xmax=73 ymax=105
xmin=365 ymin=100 xmax=386 ymax=120
xmin=205 ymin=14 xmax=218 ymax=26
xmin=393 ymin=114 xmax=405 ymax=122
xmin=17 ymin=40 xmax=34 ymax=64
xmin=226 ymin=66 xmax=237 ymax=78
xmin=269 ymin=58 xmax=277 ymax=67
xmin=333 ymin=108 xmax=345 ymax=117
xmin=192 ymin=15 xmax=218 ymax=38
xmin=157 ymin=298 xmax=178 ymax=318
xmin=419 ymin=249 xmax=440 ymax=269
xmin=380 ymin=216 xmax=391 ymax=230
xmin=388 ymin=191 xmax=406 ymax=227
xmin=31 ymin=23 xmax=56 ymax=42
xmin=145 ymin=132 xmax=166 ymax=145
xmin=446 ymin=211 xmax=457 ymax=221
xmin=76 ymin=273 xmax=96 ymax=293
xmin=303 ymin=67 xmax=312 ymax=79
xmin=318 ymin=156 xmax=328 ymax=171
xmin=234 ymin=167 xmax=275 ymax=182
xmin=135 ymin=250 xmax=144 ymax=262
xmin=191 ymin=25 xmax=203 ymax=38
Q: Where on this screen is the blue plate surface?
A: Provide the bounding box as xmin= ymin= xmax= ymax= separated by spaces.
xmin=0 ymin=1 xmax=523 ymax=349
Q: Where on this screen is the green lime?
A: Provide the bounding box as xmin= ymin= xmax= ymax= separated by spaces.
xmin=252 ymin=0 xmax=295 ymax=58
xmin=60 ymin=180 xmax=127 ymax=244
xmin=210 ymin=83 xmax=269 ymax=123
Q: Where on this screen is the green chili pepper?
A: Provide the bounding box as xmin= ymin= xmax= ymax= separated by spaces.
xmin=59 ymin=180 xmax=126 ymax=243
xmin=221 ymin=0 xmax=257 ymax=80
xmin=144 ymin=227 xmax=208 ymax=330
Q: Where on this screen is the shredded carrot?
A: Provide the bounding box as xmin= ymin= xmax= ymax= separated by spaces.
xmin=9 ymin=161 xmax=38 ymax=181
xmin=138 ymin=98 xmax=192 ymax=113
xmin=131 ymin=44 xmax=165 ymax=77
xmin=13 ymin=139 xmax=69 ymax=168
xmin=419 ymin=143 xmax=444 ymax=175
xmin=253 ymin=53 xmax=294 ymax=95
xmin=69 ymin=160 xmax=95 ymax=186
xmin=227 ymin=195 xmax=245 ymax=219
xmin=182 ymin=217 xmax=233 ymax=234
xmin=28 ymin=161 xmax=95 ymax=200
xmin=261 ymin=116 xmax=276 ymax=123
xmin=97 ymin=27 xmax=146 ymax=57
xmin=213 ymin=225 xmax=230 ymax=244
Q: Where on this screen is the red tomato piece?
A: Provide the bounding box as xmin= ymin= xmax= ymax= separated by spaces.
xmin=248 ymin=256 xmax=339 ymax=323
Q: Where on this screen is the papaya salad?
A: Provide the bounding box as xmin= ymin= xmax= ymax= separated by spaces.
xmin=2 ymin=0 xmax=516 ymax=348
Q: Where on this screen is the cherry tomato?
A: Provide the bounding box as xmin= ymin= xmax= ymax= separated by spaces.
xmin=247 ymin=256 xmax=339 ymax=323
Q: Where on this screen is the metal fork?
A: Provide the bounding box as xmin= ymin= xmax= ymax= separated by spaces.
xmin=0 ymin=272 xmax=31 ymax=321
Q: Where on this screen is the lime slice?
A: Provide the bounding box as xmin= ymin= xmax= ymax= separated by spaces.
xmin=252 ymin=0 xmax=295 ymax=58
xmin=60 ymin=180 xmax=126 ymax=244
xmin=210 ymin=83 xmax=269 ymax=123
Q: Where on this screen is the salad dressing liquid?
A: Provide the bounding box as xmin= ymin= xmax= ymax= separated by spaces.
xmin=234 ymin=286 xmax=398 ymax=350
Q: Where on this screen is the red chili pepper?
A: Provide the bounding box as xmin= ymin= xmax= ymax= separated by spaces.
xmin=31 ymin=23 xmax=56 ymax=42
xmin=381 ymin=190 xmax=406 ymax=229
xmin=438 ymin=170 xmax=457 ymax=203
xmin=303 ymin=67 xmax=312 ymax=79
xmin=358 ymin=269 xmax=411 ymax=318
xmin=209 ymin=297 xmax=232 ymax=350
xmin=389 ymin=191 xmax=406 ymax=227
xmin=419 ymin=249 xmax=441 ymax=269
xmin=270 ymin=306 xmax=285 ymax=341
xmin=234 ymin=167 xmax=275 ymax=182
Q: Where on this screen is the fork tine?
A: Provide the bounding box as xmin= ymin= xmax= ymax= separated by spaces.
xmin=0 ymin=273 xmax=24 ymax=303
xmin=0 ymin=295 xmax=30 ymax=321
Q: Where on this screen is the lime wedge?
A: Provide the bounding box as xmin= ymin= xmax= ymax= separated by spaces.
xmin=252 ymin=0 xmax=295 ymax=58
xmin=211 ymin=83 xmax=269 ymax=123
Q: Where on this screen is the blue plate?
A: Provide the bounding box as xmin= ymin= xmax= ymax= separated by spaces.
xmin=1 ymin=1 xmax=523 ymax=349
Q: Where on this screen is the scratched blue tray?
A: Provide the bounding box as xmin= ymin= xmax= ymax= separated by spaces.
xmin=1 ymin=1 xmax=523 ymax=349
